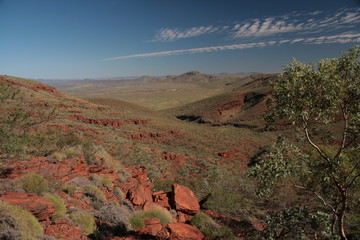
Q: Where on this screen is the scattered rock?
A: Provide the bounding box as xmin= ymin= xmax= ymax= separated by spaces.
xmin=167 ymin=223 xmax=204 ymax=240
xmin=153 ymin=191 xmax=171 ymax=209
xmin=0 ymin=192 xmax=55 ymax=221
xmin=42 ymin=220 xmax=89 ymax=239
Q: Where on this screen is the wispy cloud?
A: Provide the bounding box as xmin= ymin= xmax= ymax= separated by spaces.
xmin=151 ymin=7 xmax=360 ymax=42
xmin=231 ymin=7 xmax=360 ymax=38
xmin=153 ymin=25 xmax=224 ymax=42
xmin=102 ymin=32 xmax=360 ymax=61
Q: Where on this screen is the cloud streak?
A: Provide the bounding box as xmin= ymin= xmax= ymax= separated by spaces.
xmin=102 ymin=32 xmax=360 ymax=61
xmin=152 ymin=25 xmax=226 ymax=42
xmin=152 ymin=7 xmax=360 ymax=41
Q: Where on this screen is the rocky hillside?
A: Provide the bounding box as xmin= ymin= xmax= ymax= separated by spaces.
xmin=0 ymin=75 xmax=268 ymax=239
xmin=164 ymin=74 xmax=276 ymax=129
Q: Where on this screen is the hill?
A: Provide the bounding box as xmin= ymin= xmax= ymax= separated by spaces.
xmin=41 ymin=72 xmax=249 ymax=110
xmin=164 ymin=74 xmax=276 ymax=129
xmin=0 ymin=75 xmax=278 ymax=239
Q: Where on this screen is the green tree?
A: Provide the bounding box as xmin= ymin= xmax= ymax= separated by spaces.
xmin=251 ymin=45 xmax=360 ymax=239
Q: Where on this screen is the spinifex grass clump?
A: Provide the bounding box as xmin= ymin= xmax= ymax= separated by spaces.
xmin=190 ymin=213 xmax=235 ymax=239
xmin=68 ymin=209 xmax=96 ymax=235
xmin=84 ymin=185 xmax=107 ymax=209
xmin=0 ymin=200 xmax=43 ymax=240
xmin=130 ymin=205 xmax=173 ymax=230
xmin=21 ymin=173 xmax=49 ymax=195
xmin=44 ymin=193 xmax=66 ymax=220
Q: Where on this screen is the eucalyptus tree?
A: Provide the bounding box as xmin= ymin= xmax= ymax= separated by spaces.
xmin=251 ymin=46 xmax=360 ymax=239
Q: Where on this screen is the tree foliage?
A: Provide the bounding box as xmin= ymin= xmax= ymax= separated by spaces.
xmin=251 ymin=45 xmax=360 ymax=239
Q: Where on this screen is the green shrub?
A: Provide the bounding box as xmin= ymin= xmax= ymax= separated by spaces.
xmin=113 ymin=187 xmax=125 ymax=201
xmin=21 ymin=173 xmax=49 ymax=195
xmin=69 ymin=209 xmax=96 ymax=235
xmin=26 ymin=128 xmax=82 ymax=157
xmin=84 ymin=185 xmax=107 ymax=209
xmin=190 ymin=213 xmax=236 ymax=239
xmin=90 ymin=174 xmax=114 ymax=189
xmin=62 ymin=183 xmax=77 ymax=196
xmin=0 ymin=200 xmax=43 ymax=239
xmin=44 ymin=193 xmax=66 ymax=220
xmin=129 ymin=205 xmax=173 ymax=230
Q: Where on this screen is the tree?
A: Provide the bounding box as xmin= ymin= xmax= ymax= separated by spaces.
xmin=250 ymin=45 xmax=360 ymax=239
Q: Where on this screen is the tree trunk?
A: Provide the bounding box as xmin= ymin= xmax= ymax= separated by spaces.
xmin=338 ymin=198 xmax=347 ymax=240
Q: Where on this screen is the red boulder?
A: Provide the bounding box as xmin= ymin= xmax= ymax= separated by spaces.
xmin=172 ymin=184 xmax=200 ymax=214
xmin=167 ymin=223 xmax=204 ymax=240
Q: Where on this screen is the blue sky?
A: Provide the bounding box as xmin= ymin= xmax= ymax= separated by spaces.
xmin=0 ymin=0 xmax=360 ymax=79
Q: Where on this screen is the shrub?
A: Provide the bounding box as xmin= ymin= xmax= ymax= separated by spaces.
xmin=62 ymin=183 xmax=77 ymax=196
xmin=68 ymin=209 xmax=96 ymax=235
xmin=44 ymin=193 xmax=66 ymax=220
xmin=94 ymin=203 xmax=131 ymax=234
xmin=84 ymin=185 xmax=107 ymax=209
xmin=0 ymin=200 xmax=43 ymax=239
xmin=129 ymin=205 xmax=173 ymax=230
xmin=26 ymin=128 xmax=82 ymax=157
xmin=83 ymin=143 xmax=123 ymax=170
xmin=190 ymin=213 xmax=236 ymax=239
xmin=21 ymin=173 xmax=49 ymax=195
xmin=113 ymin=187 xmax=125 ymax=201
xmin=90 ymin=174 xmax=114 ymax=189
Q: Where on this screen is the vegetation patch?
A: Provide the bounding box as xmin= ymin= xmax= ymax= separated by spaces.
xmin=44 ymin=193 xmax=66 ymax=220
xmin=90 ymin=174 xmax=114 ymax=189
xmin=21 ymin=173 xmax=49 ymax=195
xmin=84 ymin=185 xmax=107 ymax=209
xmin=190 ymin=213 xmax=236 ymax=239
xmin=0 ymin=200 xmax=43 ymax=240
xmin=129 ymin=205 xmax=172 ymax=230
xmin=69 ymin=209 xmax=96 ymax=236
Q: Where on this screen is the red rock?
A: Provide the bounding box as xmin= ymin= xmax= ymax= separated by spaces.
xmin=0 ymin=192 xmax=55 ymax=221
xmin=167 ymin=223 xmax=204 ymax=240
xmin=177 ymin=212 xmax=186 ymax=223
xmin=31 ymin=85 xmax=59 ymax=94
xmin=144 ymin=218 xmax=161 ymax=225
xmin=0 ymin=157 xmax=89 ymax=181
xmin=128 ymin=184 xmax=152 ymax=206
xmin=153 ymin=191 xmax=171 ymax=209
xmin=172 ymin=184 xmax=200 ymax=214
xmin=42 ymin=220 xmax=89 ymax=240
xmin=138 ymin=223 xmax=164 ymax=236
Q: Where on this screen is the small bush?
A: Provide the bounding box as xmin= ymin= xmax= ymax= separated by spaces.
xmin=84 ymin=143 xmax=123 ymax=170
xmin=26 ymin=128 xmax=82 ymax=157
xmin=84 ymin=185 xmax=107 ymax=209
xmin=129 ymin=205 xmax=173 ymax=230
xmin=69 ymin=209 xmax=96 ymax=235
xmin=44 ymin=193 xmax=66 ymax=220
xmin=190 ymin=213 xmax=236 ymax=240
xmin=94 ymin=203 xmax=131 ymax=233
xmin=62 ymin=183 xmax=77 ymax=196
xmin=21 ymin=173 xmax=49 ymax=195
xmin=0 ymin=200 xmax=43 ymax=239
xmin=90 ymin=174 xmax=114 ymax=189
xmin=113 ymin=187 xmax=125 ymax=201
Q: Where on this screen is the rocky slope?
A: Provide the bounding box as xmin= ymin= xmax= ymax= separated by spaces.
xmin=0 ymin=75 xmax=267 ymax=239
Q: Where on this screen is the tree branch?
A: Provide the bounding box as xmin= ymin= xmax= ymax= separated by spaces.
xmin=302 ymin=116 xmax=330 ymax=162
xmin=334 ymin=104 xmax=348 ymax=160
xmin=290 ymin=180 xmax=337 ymax=214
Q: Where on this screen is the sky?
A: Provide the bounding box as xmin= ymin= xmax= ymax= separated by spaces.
xmin=0 ymin=0 xmax=360 ymax=79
